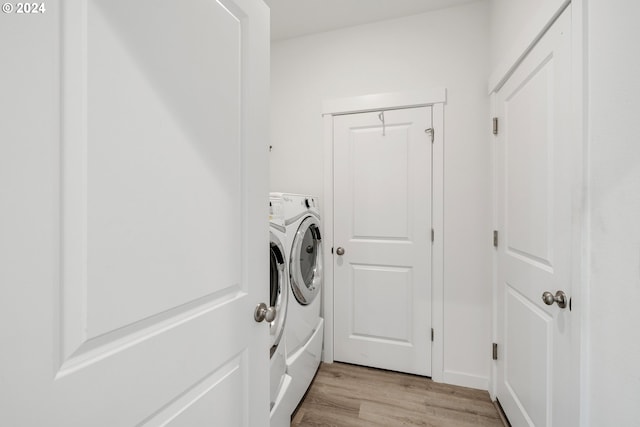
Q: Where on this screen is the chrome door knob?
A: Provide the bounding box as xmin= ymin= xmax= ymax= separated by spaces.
xmin=542 ymin=290 xmax=567 ymax=309
xmin=254 ymin=303 xmax=277 ymax=323
xmin=336 ymin=247 xmax=345 ymax=256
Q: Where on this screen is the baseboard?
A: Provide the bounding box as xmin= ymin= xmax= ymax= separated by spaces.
xmin=442 ymin=370 xmax=489 ymax=391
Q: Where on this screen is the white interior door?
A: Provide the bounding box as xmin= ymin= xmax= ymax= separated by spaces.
xmin=495 ymin=7 xmax=579 ymax=426
xmin=333 ymin=107 xmax=432 ymax=376
xmin=0 ymin=0 xmax=270 ymax=425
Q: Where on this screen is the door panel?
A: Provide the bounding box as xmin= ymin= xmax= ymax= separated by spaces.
xmin=505 ymin=59 xmax=553 ymax=265
xmin=0 ymin=0 xmax=269 ymax=425
xmin=144 ymin=356 xmax=244 ymax=426
xmin=505 ymin=287 xmax=552 ymax=427
xmin=351 ymin=126 xmax=410 ymax=239
xmin=333 ymin=107 xmax=432 ymax=376
xmin=352 ymin=265 xmax=412 ymax=342
xmin=86 ymin=0 xmax=241 ymax=336
xmin=496 ymin=6 xmax=577 ymax=427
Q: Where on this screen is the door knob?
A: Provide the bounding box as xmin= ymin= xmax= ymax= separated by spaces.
xmin=541 ymin=290 xmax=567 ymax=309
xmin=254 ymin=303 xmax=277 ymax=323
xmin=336 ymin=247 xmax=345 ymax=256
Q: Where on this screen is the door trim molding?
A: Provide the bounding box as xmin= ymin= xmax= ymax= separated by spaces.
xmin=322 ymin=88 xmax=446 ymax=116
xmin=322 ymin=90 xmax=446 ymax=383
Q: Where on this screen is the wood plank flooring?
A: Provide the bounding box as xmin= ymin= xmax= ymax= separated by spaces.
xmin=291 ymin=363 xmax=504 ymax=427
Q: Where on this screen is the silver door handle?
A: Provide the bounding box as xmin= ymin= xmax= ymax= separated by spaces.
xmin=254 ymin=303 xmax=277 ymax=322
xmin=542 ymin=290 xmax=567 ymax=309
xmin=336 ymin=247 xmax=345 ymax=256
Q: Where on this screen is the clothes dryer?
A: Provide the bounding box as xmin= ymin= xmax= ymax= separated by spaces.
xmin=271 ymin=192 xmax=324 ymax=415
xmin=268 ymin=196 xmax=291 ymax=427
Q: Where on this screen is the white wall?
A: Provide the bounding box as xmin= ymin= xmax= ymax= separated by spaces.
xmin=488 ymin=0 xmax=567 ymax=91
xmin=270 ymin=0 xmax=493 ymax=388
xmin=490 ymin=0 xmax=640 ymax=424
xmin=489 ymin=0 xmax=565 ymax=66
xmin=587 ymin=1 xmax=640 ymax=424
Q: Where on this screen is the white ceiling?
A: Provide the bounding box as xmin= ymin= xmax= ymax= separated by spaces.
xmin=264 ymin=0 xmax=480 ymax=41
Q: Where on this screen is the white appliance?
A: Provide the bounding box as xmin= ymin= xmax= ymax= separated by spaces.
xmin=272 ymin=192 xmax=324 ymax=418
xmin=268 ymin=196 xmax=291 ymax=427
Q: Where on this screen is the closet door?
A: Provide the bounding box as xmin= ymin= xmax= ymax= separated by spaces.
xmin=0 ymin=0 xmax=269 ymax=425
xmin=495 ymin=7 xmax=579 ymax=426
xmin=333 ymin=107 xmax=433 ymax=376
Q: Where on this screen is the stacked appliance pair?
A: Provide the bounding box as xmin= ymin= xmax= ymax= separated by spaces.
xmin=269 ymin=193 xmax=324 ymax=426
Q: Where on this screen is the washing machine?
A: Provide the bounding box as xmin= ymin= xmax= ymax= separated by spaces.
xmin=268 ymin=196 xmax=291 ymax=427
xmin=271 ymin=192 xmax=324 ymax=417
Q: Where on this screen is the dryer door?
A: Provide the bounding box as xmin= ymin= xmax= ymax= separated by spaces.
xmin=269 ymin=232 xmax=288 ymax=356
xmin=290 ymin=216 xmax=323 ymax=305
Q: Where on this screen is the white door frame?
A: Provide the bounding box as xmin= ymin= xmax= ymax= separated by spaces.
xmin=321 ymin=89 xmax=446 ymax=382
xmin=488 ymin=1 xmax=586 ymax=423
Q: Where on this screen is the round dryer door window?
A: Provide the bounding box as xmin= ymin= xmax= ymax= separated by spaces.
xmin=290 ymin=216 xmax=322 ymax=305
xmin=269 ymin=232 xmax=287 ymax=356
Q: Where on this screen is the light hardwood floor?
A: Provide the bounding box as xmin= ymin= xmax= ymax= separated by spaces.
xmin=291 ymin=363 xmax=505 ymax=427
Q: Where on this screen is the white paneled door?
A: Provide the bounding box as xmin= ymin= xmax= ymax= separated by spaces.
xmin=0 ymin=0 xmax=269 ymax=425
xmin=495 ymin=7 xmax=579 ymax=427
xmin=333 ymin=107 xmax=432 ymax=376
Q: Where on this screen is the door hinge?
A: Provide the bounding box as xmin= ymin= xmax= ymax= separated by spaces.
xmin=493 ymin=230 xmax=498 ymax=248
xmin=492 ymin=117 xmax=498 ymax=135
xmin=425 ymin=127 xmax=434 ymax=143
xmin=431 ymin=228 xmax=434 ymax=243
xmin=431 ymin=328 xmax=434 ymax=342
xmin=492 ymin=343 xmax=498 ymax=360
